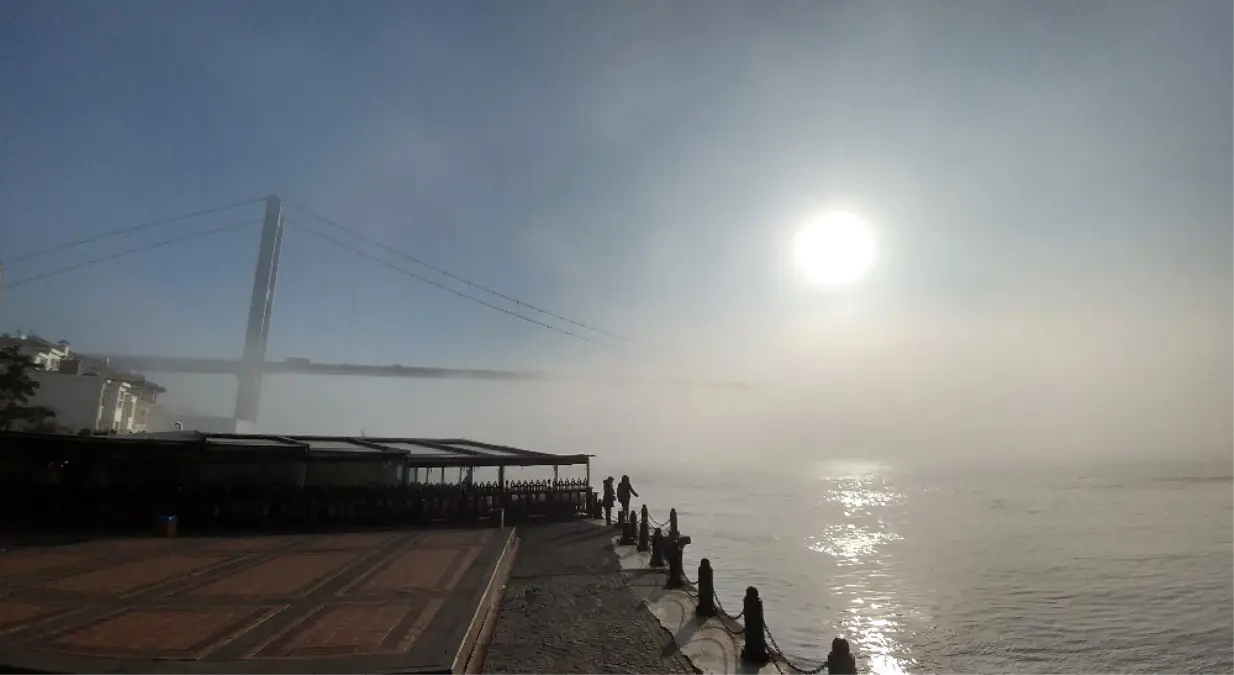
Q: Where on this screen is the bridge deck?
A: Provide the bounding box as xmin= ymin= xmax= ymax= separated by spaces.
xmin=0 ymin=527 xmax=514 ymax=674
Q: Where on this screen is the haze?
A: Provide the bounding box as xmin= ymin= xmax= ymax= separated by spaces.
xmin=1 ymin=1 xmax=1229 ymax=471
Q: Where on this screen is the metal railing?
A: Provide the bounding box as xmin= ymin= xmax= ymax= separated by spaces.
xmin=0 ymin=480 xmax=595 ymax=532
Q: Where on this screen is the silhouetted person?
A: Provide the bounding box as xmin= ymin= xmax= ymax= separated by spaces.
xmin=602 ymin=476 xmax=616 ymax=526
xmin=616 ymin=474 xmax=638 ymax=521
xmin=825 ymin=637 xmax=857 ymax=674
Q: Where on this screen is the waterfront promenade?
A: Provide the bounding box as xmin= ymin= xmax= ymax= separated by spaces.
xmin=480 ymin=519 xmax=698 ymax=674
xmin=0 ymin=519 xmax=727 ymax=673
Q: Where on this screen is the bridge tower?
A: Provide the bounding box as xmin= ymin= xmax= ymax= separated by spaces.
xmin=234 ymin=195 xmax=284 ymax=429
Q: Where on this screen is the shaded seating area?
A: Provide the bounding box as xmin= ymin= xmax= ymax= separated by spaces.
xmin=0 ymin=431 xmax=595 ymax=534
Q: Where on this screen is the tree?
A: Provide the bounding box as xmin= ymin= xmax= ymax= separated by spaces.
xmin=0 ymin=345 xmax=57 ymax=431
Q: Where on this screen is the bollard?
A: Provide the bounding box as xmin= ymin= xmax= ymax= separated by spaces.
xmin=620 ymin=510 xmax=637 ymax=545
xmin=664 ymin=535 xmax=691 ymax=589
xmin=617 ymin=510 xmax=626 ymax=526
xmin=637 ymin=505 xmax=650 ymax=551
xmin=695 ymin=558 xmax=716 ymax=617
xmin=669 ymin=507 xmax=679 ymax=539
xmin=739 ymin=586 xmax=770 ymax=665
xmin=650 ymin=527 xmax=666 ymax=568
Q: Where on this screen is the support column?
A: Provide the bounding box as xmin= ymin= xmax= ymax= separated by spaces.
xmin=234 ymin=195 xmax=285 ymax=426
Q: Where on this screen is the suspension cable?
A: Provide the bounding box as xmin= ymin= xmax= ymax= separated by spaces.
xmin=290 ymin=219 xmax=619 ymax=349
xmin=284 ymin=200 xmax=646 ymax=348
xmin=8 ymin=197 xmax=263 ymax=264
xmin=6 ymin=221 xmax=257 ymax=289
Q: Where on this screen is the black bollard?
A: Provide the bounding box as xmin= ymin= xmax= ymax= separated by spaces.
xmin=637 ymin=505 xmax=650 ymax=551
xmin=617 ymin=509 xmax=626 ymax=526
xmin=695 ymin=558 xmax=716 ymax=616
xmin=665 ymin=535 xmax=683 ymax=589
xmin=650 ymin=527 xmax=666 ymax=568
xmin=669 ymin=507 xmax=679 ymax=538
xmin=739 ymin=586 xmax=770 ymax=664
xmin=621 ymin=510 xmax=637 ymax=545
xmin=664 ymin=535 xmax=691 ymax=589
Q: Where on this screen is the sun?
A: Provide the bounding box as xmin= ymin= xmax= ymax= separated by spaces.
xmin=792 ymin=211 xmax=878 ymax=287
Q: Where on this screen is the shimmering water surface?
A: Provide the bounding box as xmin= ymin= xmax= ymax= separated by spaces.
xmin=618 ymin=457 xmax=1234 ymax=674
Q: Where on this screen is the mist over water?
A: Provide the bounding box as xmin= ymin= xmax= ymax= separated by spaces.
xmin=642 ymin=457 xmax=1234 ymax=675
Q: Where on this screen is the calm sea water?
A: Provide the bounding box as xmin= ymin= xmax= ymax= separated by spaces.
xmin=597 ymin=456 xmax=1234 ymax=674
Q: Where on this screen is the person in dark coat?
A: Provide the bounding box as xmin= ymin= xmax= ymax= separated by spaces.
xmin=616 ymin=474 xmax=638 ymax=521
xmin=825 ymin=637 xmax=857 ymax=674
xmin=602 ymin=476 xmax=616 ymax=526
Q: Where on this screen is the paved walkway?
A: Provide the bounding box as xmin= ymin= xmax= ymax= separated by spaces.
xmin=482 ymin=520 xmax=698 ymax=674
xmin=0 ymin=528 xmax=514 ymax=673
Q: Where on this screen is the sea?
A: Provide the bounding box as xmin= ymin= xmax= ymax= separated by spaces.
xmin=580 ymin=455 xmax=1233 ymax=674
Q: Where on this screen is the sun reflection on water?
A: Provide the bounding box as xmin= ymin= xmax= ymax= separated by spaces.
xmin=805 ymin=461 xmax=916 ymax=675
xmin=841 ymin=610 xmax=914 ymax=675
xmin=807 ymin=524 xmax=902 ymax=562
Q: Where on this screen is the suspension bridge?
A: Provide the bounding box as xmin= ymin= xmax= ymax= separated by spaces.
xmin=3 ymin=195 xmax=748 ymax=430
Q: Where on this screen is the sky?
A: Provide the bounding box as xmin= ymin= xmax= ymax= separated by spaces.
xmin=0 ymin=1 xmax=1229 ymax=468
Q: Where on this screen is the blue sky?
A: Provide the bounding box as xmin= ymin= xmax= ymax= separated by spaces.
xmin=0 ymin=1 xmax=1229 ymax=461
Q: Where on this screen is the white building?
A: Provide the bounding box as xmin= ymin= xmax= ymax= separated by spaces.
xmin=2 ymin=333 xmax=72 ymax=372
xmin=2 ymin=333 xmax=165 ymax=434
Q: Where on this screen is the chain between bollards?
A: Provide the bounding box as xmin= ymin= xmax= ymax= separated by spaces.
xmin=764 ymin=622 xmax=829 ymax=674
xmin=646 ymin=511 xmax=670 ymax=530
xmin=637 ymin=502 xmax=838 ymax=674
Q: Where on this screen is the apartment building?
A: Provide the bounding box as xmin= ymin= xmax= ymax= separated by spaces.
xmin=3 ymin=333 xmax=165 ymax=434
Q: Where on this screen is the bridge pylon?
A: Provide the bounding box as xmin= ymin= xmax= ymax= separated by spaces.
xmin=234 ymin=195 xmax=284 ymax=427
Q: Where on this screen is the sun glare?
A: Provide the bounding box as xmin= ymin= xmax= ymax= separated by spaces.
xmin=793 ymin=211 xmax=878 ymax=287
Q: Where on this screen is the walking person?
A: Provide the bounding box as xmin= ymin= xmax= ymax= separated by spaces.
xmin=601 ymin=476 xmax=616 ymax=526
xmin=616 ymin=474 xmax=638 ymax=523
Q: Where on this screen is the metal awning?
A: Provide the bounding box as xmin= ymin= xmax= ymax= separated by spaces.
xmin=0 ymin=431 xmax=590 ymax=467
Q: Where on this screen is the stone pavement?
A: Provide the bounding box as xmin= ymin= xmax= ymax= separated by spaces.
xmin=481 ymin=520 xmax=699 ymax=674
xmin=0 ymin=527 xmax=514 ymax=673
xmin=613 ymin=535 xmax=783 ymax=675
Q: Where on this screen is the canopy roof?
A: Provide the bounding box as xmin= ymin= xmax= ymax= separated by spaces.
xmin=0 ymin=431 xmax=590 ymax=467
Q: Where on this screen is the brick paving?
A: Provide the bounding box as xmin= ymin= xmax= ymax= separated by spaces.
xmin=0 ymin=603 xmax=60 ymax=632
xmin=0 ymin=553 xmax=86 ymax=577
xmin=189 ymin=551 xmax=358 ymax=597
xmin=44 ymin=555 xmax=227 ymax=595
xmin=0 ymin=527 xmax=513 ymax=673
xmin=363 ymin=548 xmax=458 ymax=592
xmin=49 ymin=608 xmax=264 ymax=659
xmin=483 ymin=520 xmax=699 ymax=674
